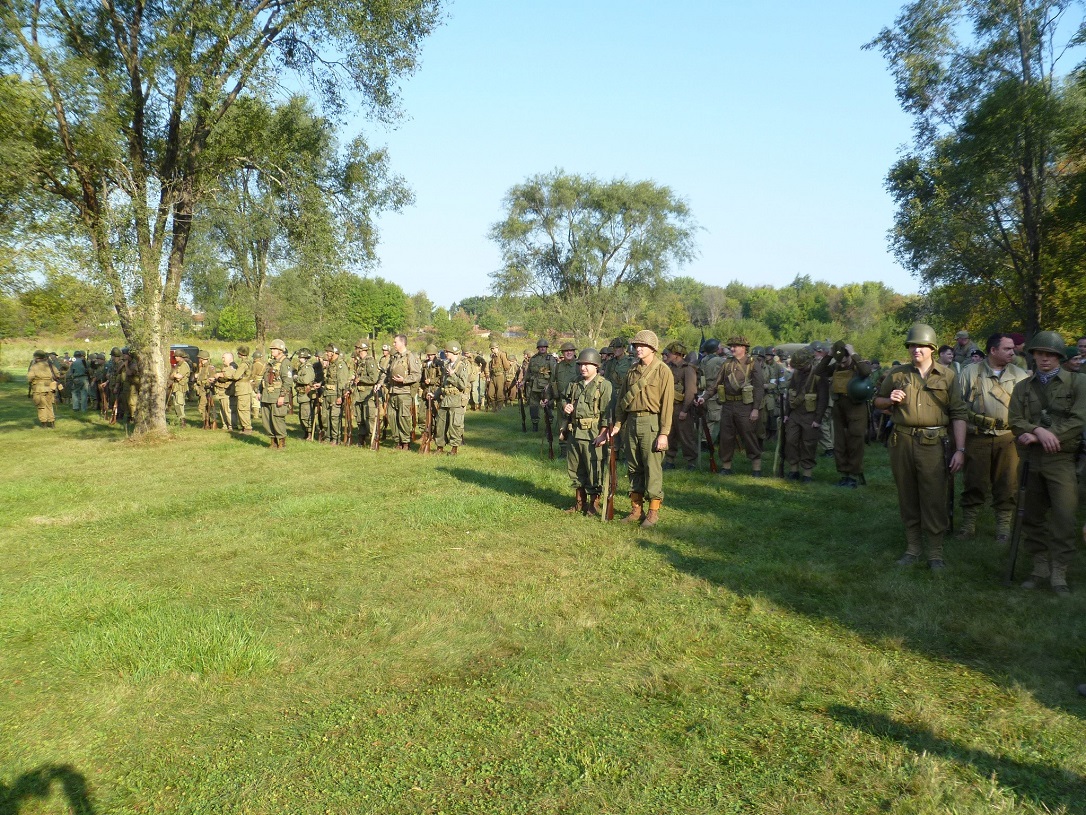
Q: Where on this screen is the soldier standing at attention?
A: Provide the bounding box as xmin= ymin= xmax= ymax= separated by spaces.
xmin=28 ymin=350 xmax=59 ymax=427
xmin=699 ymin=340 xmax=726 ymax=450
xmin=169 ymin=350 xmax=191 ymax=427
xmin=213 ymin=352 xmax=235 ymax=430
xmin=525 ymin=338 xmax=556 ymax=431
xmin=194 ymin=351 xmax=213 ymax=428
xmin=753 ymin=347 xmax=783 ymax=443
xmin=321 ymin=344 xmax=350 ymax=445
xmin=604 ymin=330 xmax=673 ymax=527
xmin=293 ymin=349 xmax=318 ymax=439
xmin=1008 ymin=332 xmax=1086 ymax=593
xmin=435 ymin=341 xmax=472 ymax=454
xmin=873 ymin=323 xmax=966 ymax=570
xmin=225 ymin=345 xmax=254 ymax=433
xmin=547 ymin=342 xmax=580 ymax=452
xmin=260 ymin=339 xmax=293 ymax=449
xmin=562 ymin=348 xmax=612 ymax=516
xmin=818 ymin=341 xmax=875 ymax=487
xmin=250 ymin=351 xmax=266 ymax=421
xmin=783 ymin=346 xmax=829 ymax=482
xmin=700 ymin=336 xmax=764 ymax=476
xmin=350 ymin=341 xmax=380 ymax=444
xmin=68 ymin=350 xmax=89 ymax=411
xmin=487 ymin=342 xmax=514 ymax=411
xmin=952 ymin=333 xmax=1030 ymax=542
xmin=663 ymin=342 xmax=699 ymax=470
xmin=381 ymin=334 xmax=421 ymax=450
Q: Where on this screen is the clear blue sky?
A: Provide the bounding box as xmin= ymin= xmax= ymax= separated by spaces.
xmin=361 ymin=0 xmax=916 ymax=309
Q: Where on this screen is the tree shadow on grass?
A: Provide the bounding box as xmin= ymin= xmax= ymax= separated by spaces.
xmin=435 ymin=464 xmax=569 ymax=510
xmin=0 ymin=764 xmax=96 ymax=815
xmin=828 ymin=704 xmax=1086 ymax=814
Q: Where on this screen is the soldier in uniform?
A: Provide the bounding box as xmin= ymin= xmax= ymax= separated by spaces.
xmin=604 ymin=338 xmax=634 ymax=410
xmin=952 ymin=333 xmax=1030 ymax=541
xmin=525 ymin=338 xmax=556 ymax=431
xmin=663 ymin=342 xmax=698 ymax=470
xmin=604 ymin=330 xmax=673 ymax=527
xmin=260 ymin=339 xmax=293 ymax=449
xmin=700 ymin=336 xmax=764 ymax=476
xmin=818 ymin=341 xmax=875 ymax=487
xmin=380 ymin=334 xmax=421 ymax=449
xmin=321 ymin=344 xmax=350 ymax=445
xmin=699 ymin=339 xmax=725 ymax=451
xmin=249 ymin=351 xmax=266 ymax=421
xmin=168 ymin=350 xmax=191 ymax=427
xmin=293 ymin=348 xmax=318 ymax=439
xmin=213 ymin=352 xmax=235 ymax=430
xmin=562 ymin=348 xmax=612 ymax=515
xmin=1008 ymin=332 xmax=1086 ymax=593
xmin=873 ymin=323 xmax=966 ymax=569
xmin=487 ymin=342 xmax=514 ymax=411
xmin=194 ymin=350 xmax=214 ymax=428
xmin=1009 ymin=333 xmax=1029 ymax=371
xmin=468 ymin=350 xmax=487 ymax=411
xmin=547 ymin=341 xmax=580 ymax=452
xmin=754 ymin=347 xmax=784 ymax=442
xmin=27 ymin=350 xmax=59 ymax=427
xmin=435 ymin=341 xmax=472 ymax=454
xmin=350 ymin=341 xmax=380 ymax=444
xmin=810 ymin=341 xmax=835 ymax=457
xmin=420 ymin=344 xmax=443 ymax=440
xmin=68 ymin=350 xmax=90 ymax=411
xmin=227 ymin=345 xmax=254 ymax=432
xmin=952 ymin=330 xmax=980 ymax=367
xmin=378 ymin=344 xmax=392 ymax=374
xmin=120 ymin=348 xmax=140 ymax=424
xmin=87 ymin=352 xmax=105 ymax=412
xmin=783 ymin=346 xmax=829 ymax=482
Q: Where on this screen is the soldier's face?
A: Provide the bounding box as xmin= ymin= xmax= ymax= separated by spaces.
xmin=939 ymin=348 xmax=954 ymax=365
xmin=393 ymin=338 xmax=406 ymax=354
xmin=633 ymin=344 xmax=654 ymax=362
xmin=1034 ymin=350 xmax=1061 ymax=373
xmin=1077 ymin=338 xmax=1086 ymax=358
xmin=563 ymin=350 xmax=575 ymax=361
xmin=990 ymin=338 xmax=1014 ymax=367
xmin=907 ymin=344 xmax=932 ymax=366
xmin=730 ymin=345 xmax=746 ymax=361
xmin=580 ymin=362 xmax=597 ymax=379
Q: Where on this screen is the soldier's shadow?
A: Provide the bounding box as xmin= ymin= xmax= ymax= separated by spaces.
xmin=0 ymin=763 xmax=97 ymax=815
xmin=436 ymin=465 xmax=568 ymax=510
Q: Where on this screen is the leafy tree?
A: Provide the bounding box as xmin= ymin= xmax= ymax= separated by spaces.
xmin=0 ymin=0 xmax=439 ymax=432
xmin=215 ymin=303 xmax=256 ymax=343
xmin=866 ymin=0 xmax=1086 ymax=336
xmin=489 ymin=169 xmax=698 ymax=345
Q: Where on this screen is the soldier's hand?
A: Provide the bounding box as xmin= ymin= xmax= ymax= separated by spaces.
xmin=949 ymin=450 xmax=965 ymax=473
xmin=811 ymin=421 xmax=819 ymax=429
xmin=750 ymin=408 xmax=759 ymax=422
xmin=1033 ymin=426 xmax=1061 ymax=453
xmin=678 ymin=410 xmax=688 ymax=421
xmin=889 ymin=388 xmax=907 ymax=404
xmin=654 ymin=434 xmax=669 ymax=452
xmin=563 ymin=403 xmax=574 ymax=415
xmin=335 ymin=398 xmax=342 ymax=406
xmin=593 ymin=430 xmax=609 ymax=447
xmin=277 ymin=397 xmax=284 ymax=408
xmin=695 ymin=395 xmax=705 ymax=406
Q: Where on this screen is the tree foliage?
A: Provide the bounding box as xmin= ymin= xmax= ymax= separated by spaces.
xmin=489 ymin=170 xmax=698 ymax=344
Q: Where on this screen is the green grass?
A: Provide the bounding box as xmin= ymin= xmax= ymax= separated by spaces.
xmin=1 ymin=364 xmax=1084 ymax=815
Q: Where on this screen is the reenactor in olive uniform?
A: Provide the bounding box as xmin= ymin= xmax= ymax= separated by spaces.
xmin=380 ymin=334 xmax=421 ymax=449
xmin=420 ymin=344 xmax=443 ymax=437
xmin=293 ymin=349 xmax=318 ymax=439
xmin=168 ymin=351 xmax=191 ymax=427
xmin=783 ymin=347 xmax=829 ymax=482
xmin=226 ymin=345 xmax=254 ymax=432
xmin=321 ymin=344 xmax=351 ymax=444
xmin=699 ymin=340 xmax=726 ymax=449
xmin=562 ymin=348 xmax=613 ymax=515
xmin=525 ymin=338 xmax=556 ymax=430
xmin=664 ymin=342 xmax=699 ymax=470
xmin=547 ymin=342 xmax=580 ymax=451
xmin=952 ymin=330 xmax=980 ymax=368
xmin=809 ymin=341 xmax=836 ymax=457
xmin=350 ymin=342 xmax=380 ymax=444
xmin=27 ymin=350 xmax=59 ymax=427
xmin=701 ymin=336 xmax=765 ymax=476
xmin=1008 ymin=332 xmax=1086 ymax=593
xmin=260 ymin=339 xmax=294 ymax=449
xmin=817 ymin=341 xmax=875 ymax=487
xmin=469 ymin=350 xmax=487 ymax=411
xmin=120 ymin=348 xmax=140 ymax=424
xmin=754 ymin=347 xmax=784 ymax=442
xmin=87 ymin=353 xmax=105 ymax=411
xmin=194 ymin=350 xmax=214 ymax=427
xmin=605 ymin=330 xmax=674 ymax=527
xmin=604 ymin=338 xmax=634 ymax=412
xmin=250 ymin=352 xmax=266 ymax=420
xmin=951 ymin=333 xmax=1030 ymax=541
xmin=487 ymin=343 xmax=514 ymax=411
xmin=873 ymin=323 xmax=967 ymax=569
xmin=68 ymin=350 xmax=90 ymax=411
xmin=378 ymin=344 xmax=392 ymax=374
xmin=213 ymin=352 xmax=235 ymax=430
xmin=435 ymin=341 xmax=473 ymax=454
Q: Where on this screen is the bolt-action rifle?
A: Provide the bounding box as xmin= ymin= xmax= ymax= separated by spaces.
xmin=342 ymin=390 xmax=354 ymax=446
xmin=370 ymin=385 xmax=384 ymax=450
xmin=420 ymin=396 xmax=434 ymax=454
xmin=698 ymin=404 xmax=718 ymax=474
xmin=1004 ymin=459 xmax=1030 ymax=586
xmin=604 ymin=429 xmax=618 ymax=521
xmin=943 ymin=437 xmax=955 ymax=533
xmin=519 ymin=384 xmax=527 ymax=432
xmin=542 ymin=401 xmax=555 ymax=460
xmin=774 ymin=389 xmax=786 ymax=478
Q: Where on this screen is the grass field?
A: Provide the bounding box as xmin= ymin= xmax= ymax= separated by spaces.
xmin=1 ymin=352 xmax=1085 ymax=814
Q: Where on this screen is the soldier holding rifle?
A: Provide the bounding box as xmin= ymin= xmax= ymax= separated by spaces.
xmin=321 ymin=344 xmax=350 ymax=445
xmin=350 ymin=342 xmax=380 ymax=445
xmin=260 ymin=339 xmax=293 ymax=449
xmin=562 ymin=348 xmax=612 ymax=516
xmin=783 ymin=346 xmax=829 ymax=483
xmin=1008 ymin=332 xmax=1086 ymax=594
xmin=380 ymin=334 xmax=421 ymax=450
xmin=293 ymin=348 xmax=318 ymax=440
xmin=434 ymin=341 xmax=473 ymax=455
xmin=873 ymin=323 xmax=966 ymax=570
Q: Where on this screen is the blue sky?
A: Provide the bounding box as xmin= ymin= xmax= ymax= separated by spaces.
xmin=362 ymin=0 xmax=916 ymax=309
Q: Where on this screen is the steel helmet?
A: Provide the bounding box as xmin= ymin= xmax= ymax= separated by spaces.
xmin=846 ymin=375 xmax=877 ymax=404
xmin=904 ymin=323 xmax=938 ymax=350
xmin=576 ymin=348 xmax=602 ymax=367
xmin=1026 ymin=331 xmax=1067 ymax=360
xmin=631 ymin=330 xmax=660 ymax=352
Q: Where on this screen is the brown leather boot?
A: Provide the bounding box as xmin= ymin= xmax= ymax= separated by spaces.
xmin=565 ymin=488 xmax=585 ymax=514
xmin=449 ymin=446 xmax=458 ymax=455
xmin=279 ymin=437 xmax=286 ymax=449
xmin=586 ymin=494 xmax=602 ymax=517
xmin=435 ymin=446 xmax=444 ymax=454
xmin=622 ymin=492 xmax=644 ymax=524
xmin=641 ymin=498 xmax=662 ymax=527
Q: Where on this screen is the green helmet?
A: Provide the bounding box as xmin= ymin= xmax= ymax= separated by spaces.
xmin=752 ymin=346 xmax=765 ymax=357
xmin=846 ymin=375 xmax=877 ymax=404
xmin=445 ymin=341 xmax=461 ymax=354
xmin=904 ymin=323 xmax=938 ymax=350
xmin=1026 ymin=331 xmax=1067 ymax=360
xmin=537 ymin=338 xmax=549 ymax=348
xmin=425 ymin=343 xmax=439 ymax=355
xmin=791 ymin=347 xmax=813 ymax=369
xmin=702 ymin=338 xmax=720 ymax=354
xmin=559 ymin=341 xmax=576 ymax=352
xmin=577 ymin=348 xmax=602 ymax=367
xmin=631 ymin=329 xmax=660 ymax=352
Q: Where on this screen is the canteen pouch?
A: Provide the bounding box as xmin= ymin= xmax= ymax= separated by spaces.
xmin=717 ymin=385 xmax=727 ymax=401
xmin=803 ymin=392 xmax=818 ymax=412
xmin=920 ymin=427 xmax=944 ymax=445
xmin=742 ymin=384 xmax=754 ymax=405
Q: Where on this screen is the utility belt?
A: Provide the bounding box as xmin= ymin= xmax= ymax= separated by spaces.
xmin=718 ymin=383 xmax=754 ymax=404
xmin=722 ymin=394 xmax=745 ymax=403
xmin=626 ymin=410 xmax=651 ymax=417
xmin=443 ymin=386 xmax=462 ymax=395
xmin=893 ymin=425 xmax=947 ymax=445
xmin=574 ymin=417 xmax=597 ymax=430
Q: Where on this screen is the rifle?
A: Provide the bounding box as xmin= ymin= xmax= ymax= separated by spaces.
xmin=370 ymin=386 xmax=384 ymax=450
xmin=1004 ymin=459 xmax=1030 ymax=586
xmin=698 ymin=404 xmax=718 ymax=473
xmin=519 ymin=385 xmax=527 ymax=432
xmin=542 ymin=401 xmax=555 ymax=460
xmin=605 ymin=431 xmax=618 ymax=521
xmin=420 ymin=396 xmax=434 ymax=454
xmin=313 ymin=397 xmax=324 ymax=442
xmin=98 ymin=381 xmax=110 ymax=419
xmin=342 ymin=390 xmax=354 ymax=446
xmin=774 ymin=389 xmax=786 ymax=478
xmin=110 ymin=385 xmax=119 ymax=425
xmin=943 ymin=437 xmax=955 ymax=533
xmin=410 ymin=397 xmax=418 ymax=443
xmin=204 ymin=386 xmax=214 ymax=429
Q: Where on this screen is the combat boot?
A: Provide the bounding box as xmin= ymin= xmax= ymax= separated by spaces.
xmin=435 ymin=446 xmax=444 ymax=454
xmin=994 ymin=510 xmax=1013 ymax=543
xmin=532 ymin=422 xmax=539 ymax=432
xmin=448 ymin=446 xmax=458 ymax=456
xmin=565 ymin=488 xmax=585 ymax=514
xmin=956 ymin=506 xmax=978 ymax=540
xmin=1021 ymin=556 xmax=1050 ymax=590
xmin=1050 ymin=564 xmax=1071 ymax=595
xmin=622 ymin=492 xmax=644 ymax=524
xmin=269 ymin=438 xmax=279 ymax=449
xmin=926 ymin=534 xmax=946 ymax=570
xmin=279 ymin=437 xmax=286 ymax=449
xmin=897 ymin=529 xmax=923 ymax=566
xmin=641 ymin=498 xmax=662 ymax=527
xmin=586 ymin=493 xmax=602 ymax=517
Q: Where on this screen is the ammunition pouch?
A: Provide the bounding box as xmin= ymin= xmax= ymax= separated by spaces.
xmin=803 ymin=392 xmax=818 ymax=412
xmin=741 ymin=384 xmax=754 ymax=405
xmin=895 ymin=425 xmax=947 ymax=445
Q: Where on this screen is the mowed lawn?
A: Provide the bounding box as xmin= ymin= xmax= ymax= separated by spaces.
xmin=1 ymin=367 xmax=1084 ymax=814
